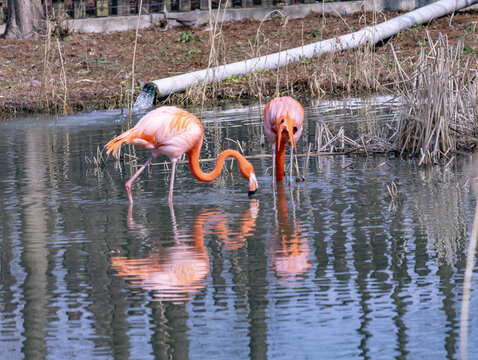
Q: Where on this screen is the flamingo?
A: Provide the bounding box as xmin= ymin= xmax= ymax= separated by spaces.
xmin=264 ymin=96 xmax=304 ymax=187
xmin=105 ymin=106 xmax=258 ymax=204
xmin=113 ymin=205 xmax=210 ymax=303
xmin=115 ymin=202 xmax=259 ymax=302
xmin=269 ymin=183 xmax=310 ymax=280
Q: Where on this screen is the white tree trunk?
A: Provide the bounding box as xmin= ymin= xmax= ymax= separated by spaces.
xmin=146 ymin=0 xmax=478 ymax=99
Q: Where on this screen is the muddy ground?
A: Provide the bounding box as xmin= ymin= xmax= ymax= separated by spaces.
xmin=0 ymin=9 xmax=477 ymax=115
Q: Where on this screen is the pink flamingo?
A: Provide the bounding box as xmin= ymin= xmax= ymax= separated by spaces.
xmin=264 ymin=96 xmax=304 ymax=187
xmin=105 ymin=106 xmax=258 ymax=204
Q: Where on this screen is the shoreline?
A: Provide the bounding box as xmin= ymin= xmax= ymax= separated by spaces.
xmin=0 ymin=9 xmax=477 ymax=116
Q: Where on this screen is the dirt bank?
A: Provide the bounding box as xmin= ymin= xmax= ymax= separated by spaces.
xmin=0 ymin=9 xmax=477 ymax=114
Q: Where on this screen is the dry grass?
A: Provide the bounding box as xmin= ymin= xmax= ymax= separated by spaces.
xmin=166 ymin=7 xmax=392 ymax=106
xmin=39 ymin=9 xmax=72 ymax=114
xmin=2 ymin=10 xmax=477 ymax=114
xmin=129 ymin=0 xmax=145 ymax=115
xmin=389 ymin=33 xmax=478 ymax=164
xmin=56 ymin=38 xmax=69 ymax=114
xmin=40 ymin=17 xmax=53 ymax=108
xmin=308 ymin=32 xmax=478 ymax=164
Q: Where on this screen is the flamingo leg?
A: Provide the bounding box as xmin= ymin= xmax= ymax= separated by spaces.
xmin=271 ymin=143 xmax=276 ymax=190
xmin=168 ymin=160 xmax=178 ymax=204
xmin=169 ymin=202 xmax=178 ymax=234
xmin=288 ymin=144 xmax=294 ymax=185
xmin=125 ymin=154 xmax=154 ymax=205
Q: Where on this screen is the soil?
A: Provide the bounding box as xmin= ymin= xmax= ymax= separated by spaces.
xmin=0 ymin=9 xmax=477 ymax=115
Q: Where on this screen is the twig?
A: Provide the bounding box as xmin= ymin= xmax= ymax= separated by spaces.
xmin=56 ymin=38 xmax=69 ymax=114
xmin=302 ymin=143 xmax=312 ymax=177
xmin=226 ymin=137 xmax=245 ymax=155
xmin=460 ymin=200 xmax=478 ymax=360
xmin=129 ymin=0 xmax=144 ymax=115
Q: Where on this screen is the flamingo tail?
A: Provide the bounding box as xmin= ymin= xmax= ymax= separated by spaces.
xmin=105 ymin=128 xmax=137 ymax=157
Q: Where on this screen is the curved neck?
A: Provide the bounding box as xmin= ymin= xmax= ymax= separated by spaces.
xmin=188 ymin=143 xmax=251 ymax=182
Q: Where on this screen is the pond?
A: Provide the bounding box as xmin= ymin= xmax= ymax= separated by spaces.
xmin=0 ymin=97 xmax=477 ymax=359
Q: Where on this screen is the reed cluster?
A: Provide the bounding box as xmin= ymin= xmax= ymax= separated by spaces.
xmin=312 ymin=33 xmax=478 ymax=164
xmin=390 ymin=33 xmax=478 ymax=165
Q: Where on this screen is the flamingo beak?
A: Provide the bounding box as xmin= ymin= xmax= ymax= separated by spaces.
xmin=248 ymin=172 xmax=259 ymax=196
xmin=289 ymin=122 xmax=297 ymax=152
xmin=277 ymin=118 xmax=297 ymax=152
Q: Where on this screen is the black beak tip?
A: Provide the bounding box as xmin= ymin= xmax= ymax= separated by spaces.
xmin=248 ymin=189 xmax=258 ymax=197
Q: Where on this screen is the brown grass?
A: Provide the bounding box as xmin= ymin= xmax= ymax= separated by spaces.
xmin=390 ymin=33 xmax=478 ymax=164
xmin=2 ymin=9 xmax=477 ymax=114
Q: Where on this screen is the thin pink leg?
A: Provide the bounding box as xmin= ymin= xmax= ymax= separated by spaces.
xmin=125 ymin=155 xmax=154 ymax=205
xmin=168 ymin=160 xmax=177 ymax=204
xmin=288 ymin=145 xmax=294 ymax=185
xmin=271 ymin=143 xmax=276 ymax=190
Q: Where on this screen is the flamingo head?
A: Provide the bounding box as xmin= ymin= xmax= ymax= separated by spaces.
xmin=276 ymin=114 xmax=298 ymax=152
xmin=248 ymin=171 xmax=259 ymax=196
xmin=234 ymin=153 xmax=258 ymax=196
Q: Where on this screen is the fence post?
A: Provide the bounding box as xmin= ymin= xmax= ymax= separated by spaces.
xmin=179 ymin=0 xmax=191 ymax=11
xmin=95 ymin=0 xmax=110 ymax=16
xmin=0 ymin=0 xmax=4 ymax=24
xmin=74 ymin=0 xmax=86 ymax=18
xmin=53 ymin=1 xmax=67 ymax=18
xmin=116 ymin=0 xmax=130 ymax=15
xmin=200 ymin=0 xmax=208 ymax=10
xmin=242 ymin=0 xmax=253 ymax=8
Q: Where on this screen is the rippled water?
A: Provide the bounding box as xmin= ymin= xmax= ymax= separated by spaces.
xmin=0 ymin=97 xmax=477 ymax=359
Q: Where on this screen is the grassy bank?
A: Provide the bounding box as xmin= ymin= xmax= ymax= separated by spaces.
xmin=0 ymin=9 xmax=477 ymax=114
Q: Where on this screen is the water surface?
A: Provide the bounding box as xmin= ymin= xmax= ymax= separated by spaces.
xmin=0 ymin=97 xmax=477 ymax=359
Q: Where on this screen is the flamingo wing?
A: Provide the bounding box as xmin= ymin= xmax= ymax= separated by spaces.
xmin=138 ymin=107 xmax=203 ymax=162
xmin=287 ymin=98 xmax=304 ymax=144
xmin=106 ymin=106 xmax=203 ymax=162
xmin=264 ymin=100 xmax=279 ymax=144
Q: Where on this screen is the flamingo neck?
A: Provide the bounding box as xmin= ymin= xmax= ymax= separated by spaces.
xmin=188 ymin=143 xmax=251 ymax=182
xmin=275 ymin=144 xmax=286 ymax=182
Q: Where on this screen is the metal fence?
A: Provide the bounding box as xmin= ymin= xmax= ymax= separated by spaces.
xmin=0 ymin=0 xmax=357 ymax=24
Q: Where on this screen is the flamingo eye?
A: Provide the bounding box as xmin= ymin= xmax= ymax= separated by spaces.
xmin=293 ymin=126 xmax=298 ymax=133
xmin=280 ymin=119 xmax=284 ymax=123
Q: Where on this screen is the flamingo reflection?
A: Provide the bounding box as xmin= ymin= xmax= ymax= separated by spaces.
xmin=218 ymin=199 xmax=259 ymax=251
xmin=112 ymin=202 xmax=259 ymax=303
xmin=269 ymin=184 xmax=310 ymax=281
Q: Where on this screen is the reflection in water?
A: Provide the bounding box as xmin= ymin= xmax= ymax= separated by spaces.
xmin=1 ymin=99 xmax=478 ymax=359
xmin=412 ymin=165 xmax=468 ymax=264
xmin=113 ymin=206 xmax=209 ymax=303
xmin=269 ymin=184 xmax=310 ymax=282
xmin=212 ymin=199 xmax=259 ymax=251
xmin=112 ymin=202 xmax=259 ymax=303
xmin=21 ymin=131 xmax=49 ymax=359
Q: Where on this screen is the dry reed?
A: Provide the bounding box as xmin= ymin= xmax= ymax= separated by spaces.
xmin=40 ymin=8 xmax=71 ymax=113
xmin=129 ymin=0 xmax=144 ymax=116
xmin=40 ymin=15 xmax=53 ymax=109
xmin=389 ymin=33 xmax=478 ymax=165
xmin=56 ymin=38 xmax=69 ymax=114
